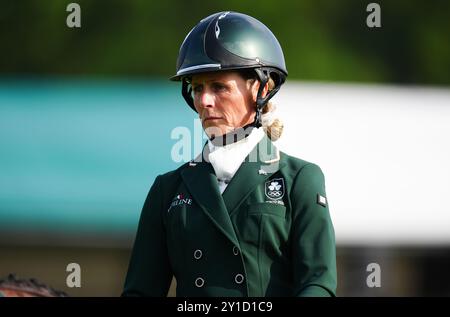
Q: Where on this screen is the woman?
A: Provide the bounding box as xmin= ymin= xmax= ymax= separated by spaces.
xmin=122 ymin=11 xmax=337 ymax=297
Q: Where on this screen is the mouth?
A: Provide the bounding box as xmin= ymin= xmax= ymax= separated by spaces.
xmin=203 ymin=116 xmax=222 ymax=122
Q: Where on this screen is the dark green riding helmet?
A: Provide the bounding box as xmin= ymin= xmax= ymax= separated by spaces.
xmin=171 ymin=11 xmax=288 ymax=128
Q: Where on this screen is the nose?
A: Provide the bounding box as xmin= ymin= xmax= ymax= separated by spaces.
xmin=195 ymin=89 xmax=214 ymax=110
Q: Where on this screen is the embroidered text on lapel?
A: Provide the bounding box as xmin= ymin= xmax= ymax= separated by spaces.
xmin=168 ymin=193 xmax=193 ymax=212
xmin=265 ymin=178 xmax=285 ymax=201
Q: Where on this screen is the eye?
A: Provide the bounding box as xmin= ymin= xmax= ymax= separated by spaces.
xmin=212 ymin=82 xmax=227 ymax=92
xmin=192 ymin=85 xmax=203 ymax=94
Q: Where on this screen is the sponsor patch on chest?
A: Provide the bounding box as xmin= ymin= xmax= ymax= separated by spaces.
xmin=265 ymin=178 xmax=285 ymax=201
xmin=168 ymin=193 xmax=193 ymax=212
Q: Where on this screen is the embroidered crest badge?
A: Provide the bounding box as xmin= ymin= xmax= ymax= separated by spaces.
xmin=265 ymin=178 xmax=285 ymax=200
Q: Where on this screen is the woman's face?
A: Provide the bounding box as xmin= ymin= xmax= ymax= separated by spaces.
xmin=191 ymin=71 xmax=264 ymax=137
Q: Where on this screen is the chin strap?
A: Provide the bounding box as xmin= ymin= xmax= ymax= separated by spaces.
xmin=209 ymin=124 xmax=255 ymax=146
xmin=253 ymin=110 xmax=262 ymax=128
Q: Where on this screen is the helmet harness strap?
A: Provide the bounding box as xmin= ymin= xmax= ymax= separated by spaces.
xmin=253 ymin=67 xmax=283 ymax=128
xmin=182 ymin=79 xmax=195 ymax=111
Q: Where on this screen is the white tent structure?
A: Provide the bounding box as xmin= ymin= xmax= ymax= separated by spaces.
xmin=275 ymin=82 xmax=450 ymax=246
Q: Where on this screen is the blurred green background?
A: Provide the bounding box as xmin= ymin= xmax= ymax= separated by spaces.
xmin=1 ymin=0 xmax=449 ymax=297
xmin=1 ymin=0 xmax=449 ymax=84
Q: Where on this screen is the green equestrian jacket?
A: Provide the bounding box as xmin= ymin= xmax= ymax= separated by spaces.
xmin=122 ymin=135 xmax=337 ymax=296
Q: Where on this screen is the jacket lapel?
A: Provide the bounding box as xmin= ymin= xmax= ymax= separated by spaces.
xmin=181 ymin=155 xmax=239 ymax=247
xmin=180 ymin=135 xmax=285 ymax=246
xmin=222 ymin=134 xmax=285 ymax=216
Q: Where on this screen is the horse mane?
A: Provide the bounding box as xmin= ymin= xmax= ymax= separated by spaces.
xmin=0 ymin=274 xmax=68 ymax=297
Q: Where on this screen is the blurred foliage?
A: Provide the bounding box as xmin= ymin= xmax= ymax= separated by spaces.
xmin=0 ymin=0 xmax=449 ymax=85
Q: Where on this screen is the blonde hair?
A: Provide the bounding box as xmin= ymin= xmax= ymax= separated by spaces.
xmin=262 ymin=100 xmax=283 ymax=141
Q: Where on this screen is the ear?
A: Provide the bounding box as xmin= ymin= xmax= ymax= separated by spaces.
xmin=251 ymin=80 xmax=269 ymax=102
